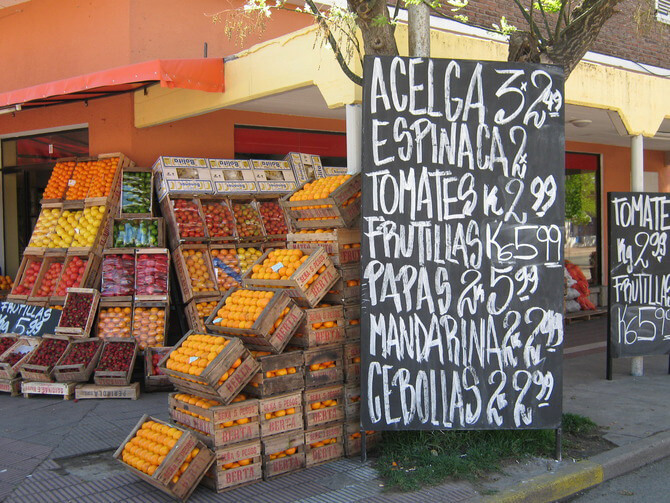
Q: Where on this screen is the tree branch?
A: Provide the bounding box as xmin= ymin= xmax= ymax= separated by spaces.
xmin=536 ymin=0 xmax=554 ymax=43
xmin=305 ymin=0 xmax=363 ymax=86
xmin=553 ymin=0 xmax=569 ymax=39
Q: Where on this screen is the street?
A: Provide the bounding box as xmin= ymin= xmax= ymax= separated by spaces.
xmin=568 ymin=456 xmax=670 ymax=502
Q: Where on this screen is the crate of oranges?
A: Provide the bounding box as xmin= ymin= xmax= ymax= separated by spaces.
xmin=258 ymin=391 xmax=304 ymax=437
xmin=279 ymin=174 xmax=361 ymax=230
xmin=97 ymin=301 xmax=133 ymax=339
xmin=114 ymin=415 xmax=215 ymax=501
xmin=242 ymin=248 xmax=340 ymax=308
xmin=132 ymin=302 xmax=168 ymax=349
xmin=205 ymin=288 xmax=304 ymax=354
xmin=344 ymin=422 xmax=381 ymax=457
xmin=202 ymin=439 xmax=262 ymax=493
xmin=323 ymin=263 xmax=361 ymax=305
xmin=159 ymin=332 xmax=259 ymax=405
xmin=291 ymin=303 xmax=346 ymax=348
xmin=287 ymin=228 xmax=361 ymax=266
xmin=304 ymin=423 xmax=344 ymax=467
xmin=85 ymin=153 xmax=130 ymax=204
xmin=184 ymin=296 xmax=221 ymax=332
xmin=344 ymin=383 xmax=361 ymax=422
xmin=261 ymin=429 xmax=305 ymax=480
xmin=243 ymin=350 xmax=304 ymax=398
xmin=303 ymin=384 xmax=345 ymax=428
xmin=344 ymin=305 xmax=360 ymax=341
xmin=173 ymin=245 xmax=218 ymax=303
xmin=41 ymin=159 xmax=76 ymax=203
xmin=343 ymin=342 xmax=361 ymax=385
xmin=168 ymin=392 xmax=260 ymax=447
xmin=304 ymin=345 xmax=344 ymax=388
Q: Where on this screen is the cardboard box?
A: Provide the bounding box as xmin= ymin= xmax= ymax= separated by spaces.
xmin=303 ymin=384 xmax=345 ymax=428
xmin=258 ymin=391 xmax=304 ymax=437
xmin=153 ymin=156 xmax=213 ymax=200
xmin=203 ymin=440 xmax=262 ymax=493
xmin=261 ymin=430 xmax=305 ymax=480
xmin=284 ymin=152 xmax=325 ymax=183
xmin=323 ymin=166 xmax=349 ymax=177
xmin=209 ymin=159 xmax=258 ymax=194
xmin=304 ymin=423 xmax=344 ymax=467
xmin=304 ymin=345 xmax=344 ymax=388
xmin=206 ymin=289 xmax=304 ymax=354
xmin=243 ymin=350 xmax=304 ymax=398
xmin=291 ymin=304 xmax=345 ymax=348
xmin=252 ymin=160 xmax=298 ymax=193
xmin=287 ymin=228 xmax=361 ymax=266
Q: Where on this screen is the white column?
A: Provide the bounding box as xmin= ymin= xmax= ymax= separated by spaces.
xmin=631 ymin=134 xmax=644 ymax=377
xmin=346 ymin=104 xmax=362 ymax=175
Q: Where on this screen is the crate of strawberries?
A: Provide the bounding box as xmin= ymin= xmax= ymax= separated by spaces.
xmin=145 ymin=347 xmax=173 ymax=392
xmin=55 ymin=288 xmax=100 ymax=337
xmin=53 ymin=338 xmax=104 ymax=383
xmin=20 ymin=335 xmax=71 ymax=382
xmin=0 ymin=336 xmax=40 ymax=379
xmin=94 ymin=338 xmax=138 ymax=386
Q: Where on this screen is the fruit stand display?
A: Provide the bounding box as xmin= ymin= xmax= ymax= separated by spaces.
xmin=120 ymin=168 xmax=153 ymax=217
xmin=112 ymin=218 xmax=164 ymax=248
xmin=55 ymin=288 xmax=101 ymax=338
xmin=144 ymin=346 xmax=173 ymax=392
xmin=101 ymin=250 xmax=136 ymax=301
xmin=53 ymin=338 xmax=104 ymax=383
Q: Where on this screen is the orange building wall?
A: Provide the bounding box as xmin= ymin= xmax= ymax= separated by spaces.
xmin=0 ymin=0 xmax=313 ymax=93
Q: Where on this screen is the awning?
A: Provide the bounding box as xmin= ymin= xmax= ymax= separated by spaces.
xmin=0 ymin=58 xmax=224 ymax=110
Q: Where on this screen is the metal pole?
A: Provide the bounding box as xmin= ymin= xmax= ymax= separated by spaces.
xmin=630 ymin=135 xmax=644 ymax=377
xmin=360 ymin=428 xmax=367 ymax=462
xmin=408 ymin=2 xmax=431 ymax=57
xmin=555 ymin=426 xmax=562 ymax=461
xmin=346 ymin=104 xmax=362 ymax=175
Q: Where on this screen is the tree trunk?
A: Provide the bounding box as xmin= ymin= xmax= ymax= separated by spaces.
xmin=347 ymin=0 xmax=399 ymax=56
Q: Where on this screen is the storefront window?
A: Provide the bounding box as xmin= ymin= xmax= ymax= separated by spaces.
xmin=564 ymin=153 xmax=600 ymax=285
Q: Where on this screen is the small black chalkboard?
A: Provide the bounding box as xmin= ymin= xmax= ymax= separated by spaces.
xmin=608 ymin=192 xmax=670 ymax=358
xmin=0 ymin=302 xmax=61 ymax=337
xmin=361 ymin=56 xmax=565 ymax=431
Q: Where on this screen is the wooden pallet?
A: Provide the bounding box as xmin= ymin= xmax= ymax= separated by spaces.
xmin=565 ymin=308 xmax=607 ymax=324
xmin=0 ymin=378 xmax=21 ymax=397
xmin=75 ymin=382 xmax=140 ymax=400
xmin=22 ymin=381 xmax=77 ymax=400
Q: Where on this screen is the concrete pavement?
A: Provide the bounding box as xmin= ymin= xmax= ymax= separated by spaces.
xmin=0 ymin=318 xmax=668 ymax=502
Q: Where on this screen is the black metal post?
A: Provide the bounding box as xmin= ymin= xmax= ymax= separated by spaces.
xmin=360 ymin=429 xmax=367 ymax=463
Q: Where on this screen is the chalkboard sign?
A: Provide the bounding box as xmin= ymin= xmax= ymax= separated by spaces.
xmin=0 ymin=302 xmax=62 ymax=337
xmin=608 ymin=192 xmax=670 ymax=357
xmin=361 ymin=56 xmax=565 ymax=430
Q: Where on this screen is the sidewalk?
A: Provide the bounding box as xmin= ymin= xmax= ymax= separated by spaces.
xmin=0 ymin=319 xmax=668 ymax=503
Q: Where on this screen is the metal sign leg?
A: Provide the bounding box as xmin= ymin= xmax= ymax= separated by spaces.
xmin=360 ymin=428 xmax=367 ymax=463
xmin=555 ymin=426 xmax=562 ymax=462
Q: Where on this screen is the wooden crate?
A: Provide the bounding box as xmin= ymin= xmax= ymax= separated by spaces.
xmin=304 ymin=345 xmax=344 ymax=388
xmin=303 ymin=384 xmax=344 ymax=428
xmin=96 ymin=300 xmax=134 ymax=340
xmin=305 ymin=423 xmax=344 ymax=467
xmin=172 ymin=244 xmax=218 ymax=303
xmin=184 ymin=296 xmax=221 ymax=332
xmin=242 ymin=248 xmax=340 ymax=308
xmin=93 ymin=338 xmax=139 ymax=386
xmin=0 ymin=378 xmax=21 ymax=396
xmin=229 ymin=198 xmax=267 ymax=244
xmin=258 ymin=391 xmax=304 ymax=437
xmin=8 ymin=255 xmax=44 ymax=302
xmin=160 ymin=196 xmax=209 ymax=250
xmin=323 ymin=263 xmax=360 ymax=304
xmin=134 ymin=248 xmax=170 ymax=302
xmin=291 ymin=304 xmax=345 ymax=348
xmin=203 ymin=440 xmax=262 ymax=493
xmin=54 ymin=288 xmax=100 ymax=337
xmin=287 ymin=228 xmax=361 ymax=266
xmin=168 ymin=393 xmax=260 ymax=447
xmin=343 ymin=342 xmax=360 ymax=384
xmin=119 ymin=166 xmax=154 ymax=218
xmin=75 ymin=382 xmax=140 ymax=399
xmin=111 ymin=217 xmax=165 ymax=248
xmin=26 ymin=203 xmax=63 ymax=253
xmin=28 ymin=253 xmax=67 ymax=303
xmin=144 ymin=347 xmax=173 ymax=391
xmin=280 ymin=174 xmax=361 ymax=229
xmin=344 ymin=422 xmax=382 ymax=457
xmin=113 ymin=414 xmax=215 ymax=501
xmin=345 ymin=383 xmax=361 ymax=422
xmin=159 ymin=333 xmax=259 ymax=404
xmin=20 ymin=335 xmax=71 ymax=382
xmin=243 ymin=350 xmax=304 ymax=398
xmin=198 ymin=197 xmax=238 ymax=243
xmin=255 ymin=198 xmax=290 ymax=241
xmin=0 ymin=334 xmax=19 ymax=359
xmin=132 ymin=301 xmax=169 ymax=350
xmin=87 ymin=153 xmax=133 ymax=205
xmin=261 ymin=430 xmax=305 ymax=480
xmin=22 ymin=381 xmax=77 ymax=400
xmin=0 ymin=337 xmax=40 ymax=379
xmin=209 ymin=244 xmax=243 ymax=293
xmin=53 ymin=338 xmax=104 ymax=383
xmin=205 ymin=289 xmax=304 ymax=354
xmin=302 ymin=384 xmax=344 ymax=429
xmin=51 ymin=252 xmax=102 ymax=304
xmin=100 ymin=249 xmax=135 ymax=302
xmin=67 ymin=199 xmax=118 ymax=257
xmin=344 ymin=304 xmax=360 ymax=340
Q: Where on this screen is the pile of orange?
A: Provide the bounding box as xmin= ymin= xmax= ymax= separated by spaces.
xmin=309 ymin=360 xmax=336 ymax=372
xmin=289 ymin=175 xmax=351 ymax=202
xmin=309 ymin=398 xmax=337 ymax=410
xmin=0 ymin=275 xmax=13 ymax=290
xmin=250 ymin=249 xmax=307 ymax=280
xmin=213 ymin=289 xmax=274 ymax=330
xmin=264 ymin=406 xmax=296 ymax=421
xmin=348 ymin=393 xmax=360 ymax=404
xmin=121 ymin=420 xmax=200 ymax=482
xmin=97 ymin=306 xmax=133 ymax=339
xmin=64 ymin=161 xmax=95 ymax=200
xmin=87 ymin=157 xmax=119 ymax=198
xmin=342 ymin=243 xmax=361 ymax=249
xmin=210 ymin=248 xmax=241 ymax=291
xmin=267 ymin=446 xmax=297 ymax=460
xmin=221 ymin=457 xmax=253 ymax=470
xmin=265 ymin=367 xmax=297 ymax=379
xmin=165 ymin=334 xmax=229 ymax=377
xmin=350 ymin=431 xmax=375 ymax=439
xmin=132 ymin=306 xmax=166 ymax=349
xmin=183 ymin=249 xmax=216 ymax=293
xmin=349 ymin=319 xmax=360 ymax=326
xmin=43 ymin=161 xmax=75 ymax=200
xmin=342 ymin=190 xmax=361 ymax=207
xmin=195 ymin=300 xmax=219 ymax=320
xmin=174 ymin=393 xmax=220 ymax=419
xmin=216 ymin=357 xmax=243 ymax=386
xmin=310 ymin=437 xmax=337 ymax=449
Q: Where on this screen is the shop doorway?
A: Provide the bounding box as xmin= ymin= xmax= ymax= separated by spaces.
xmin=1 ymin=128 xmax=88 ymax=276
xmin=564 ymin=152 xmax=601 ymax=286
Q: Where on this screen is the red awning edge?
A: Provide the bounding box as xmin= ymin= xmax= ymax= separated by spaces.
xmin=0 ymin=58 xmax=224 ymax=109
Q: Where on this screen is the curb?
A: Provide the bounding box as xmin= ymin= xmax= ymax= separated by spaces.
xmin=474 ymin=429 xmax=670 ymax=503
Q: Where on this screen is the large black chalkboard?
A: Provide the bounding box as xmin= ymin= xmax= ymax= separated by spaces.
xmin=608 ymin=192 xmax=670 ymax=358
xmin=361 ymin=57 xmax=565 ymax=430
xmin=0 ymin=302 xmax=61 ymax=336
